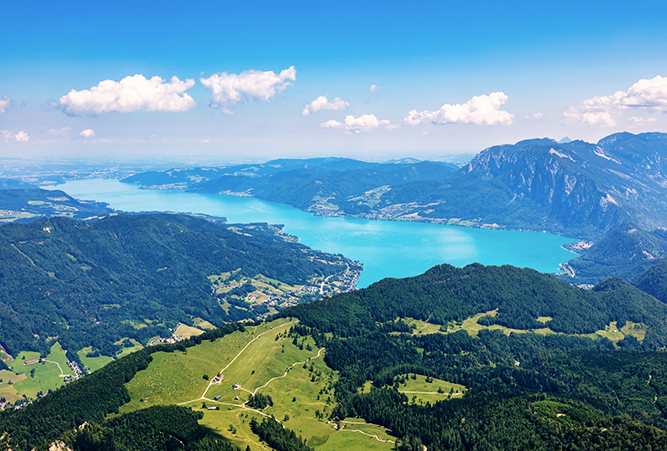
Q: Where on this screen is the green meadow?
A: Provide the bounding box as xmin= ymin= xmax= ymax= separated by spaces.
xmin=405 ymin=312 xmax=648 ymax=345
xmin=121 ymin=318 xmax=395 ymax=450
xmin=1 ymin=343 xmax=74 ymax=401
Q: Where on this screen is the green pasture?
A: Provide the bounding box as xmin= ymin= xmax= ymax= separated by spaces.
xmin=2 ymin=343 xmax=74 ymax=400
xmin=318 ymin=428 xmax=394 ymax=451
xmin=362 ymin=374 xmax=467 ymax=405
xmin=175 ymin=323 xmax=205 ymax=339
xmin=77 ymin=347 xmax=114 ymax=372
xmin=121 ymin=319 xmax=294 ymax=412
xmin=119 ymin=318 xmax=398 ymax=449
xmin=404 ymin=313 xmax=646 ymax=345
xmin=193 ymin=317 xmax=216 ymax=330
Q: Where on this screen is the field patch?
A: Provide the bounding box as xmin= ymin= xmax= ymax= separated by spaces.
xmin=77 ymin=347 xmax=114 ymax=372
xmin=2 ymin=343 xmax=74 ymax=401
xmin=119 ymin=318 xmax=395 ymax=449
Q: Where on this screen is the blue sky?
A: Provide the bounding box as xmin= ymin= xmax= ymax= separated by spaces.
xmin=2 ymin=0 xmax=667 ymax=162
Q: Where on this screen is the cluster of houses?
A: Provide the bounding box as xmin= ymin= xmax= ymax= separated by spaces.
xmin=146 ymin=336 xmax=179 ymax=346
xmin=67 ymin=360 xmax=84 ymax=379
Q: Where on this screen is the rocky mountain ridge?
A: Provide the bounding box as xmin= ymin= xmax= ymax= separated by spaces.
xmin=121 ymin=132 xmax=667 ymax=240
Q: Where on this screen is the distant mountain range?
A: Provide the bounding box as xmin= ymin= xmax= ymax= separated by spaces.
xmin=122 ymin=132 xmax=667 ymax=240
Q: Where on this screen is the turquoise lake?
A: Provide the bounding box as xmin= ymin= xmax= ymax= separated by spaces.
xmin=48 ymin=179 xmax=578 ymax=288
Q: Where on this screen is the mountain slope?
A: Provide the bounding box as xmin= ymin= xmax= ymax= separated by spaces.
xmin=121 ymin=133 xmax=667 ymax=239
xmin=377 ymin=133 xmax=667 ymax=238
xmin=558 ymin=223 xmax=667 ymax=285
xmin=7 ymin=264 xmax=667 ymax=450
xmin=0 ymin=214 xmax=358 ymax=357
xmin=287 ymin=263 xmax=667 ymax=348
xmin=0 ymin=188 xmax=113 ymax=224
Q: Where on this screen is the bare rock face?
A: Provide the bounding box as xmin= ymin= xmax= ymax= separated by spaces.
xmin=378 ymin=132 xmax=667 ymax=239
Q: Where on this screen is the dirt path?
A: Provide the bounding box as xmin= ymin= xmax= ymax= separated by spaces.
xmin=340 ymin=427 xmax=395 ymax=444
xmin=250 ymin=346 xmax=325 ymax=396
xmin=44 ymin=360 xmax=66 ymax=377
xmin=178 ymin=321 xmax=296 ymax=405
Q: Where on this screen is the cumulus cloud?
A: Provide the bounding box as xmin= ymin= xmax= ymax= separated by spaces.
xmin=563 ymin=75 xmax=667 ymax=126
xmin=320 ymin=114 xmax=392 ymax=134
xmin=525 ymin=112 xmax=544 ymax=120
xmin=79 ymin=129 xmax=95 ymax=138
xmin=59 ymin=74 xmax=197 ymax=116
xmin=200 ymin=66 xmax=296 ymax=114
xmin=1 ymin=130 xmax=29 ymax=142
xmin=369 ymin=84 xmax=381 ymax=92
xmin=404 ymin=92 xmax=514 ymax=126
xmin=0 ymin=96 xmax=12 ymax=113
xmin=629 ymin=116 xmax=658 ymax=124
xmin=47 ymin=127 xmax=70 ymax=135
xmin=302 ymin=95 xmax=349 ymax=116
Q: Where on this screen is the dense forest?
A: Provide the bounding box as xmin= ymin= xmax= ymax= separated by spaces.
xmin=277 ymin=264 xmax=667 ymax=449
xmin=5 ymin=263 xmax=667 ymax=449
xmin=0 ymin=188 xmax=113 ymax=223
xmin=285 ymin=263 xmax=667 ymax=347
xmin=0 ymin=213 xmax=356 ymax=356
xmin=0 ymin=323 xmax=244 ymax=450
xmin=559 ymin=222 xmax=667 ymax=285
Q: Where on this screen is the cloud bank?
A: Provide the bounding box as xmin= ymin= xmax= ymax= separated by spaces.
xmin=302 ymin=95 xmax=349 ymax=116
xmin=563 ymin=75 xmax=667 ymax=126
xmin=405 ymin=92 xmax=514 ymax=126
xmin=0 ymin=96 xmax=12 ymax=113
xmin=320 ymin=114 xmax=391 ymax=134
xmin=59 ymin=75 xmax=197 ymax=116
xmin=201 ymin=66 xmax=296 ymax=114
xmin=1 ymin=130 xmax=29 ymax=142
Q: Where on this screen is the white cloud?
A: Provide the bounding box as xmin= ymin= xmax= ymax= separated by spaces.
xmin=59 ymin=74 xmax=197 ymax=116
xmin=563 ymin=75 xmax=667 ymax=126
xmin=47 ymin=127 xmax=70 ymax=135
xmin=79 ymin=129 xmax=95 ymax=138
xmin=320 ymin=114 xmax=391 ymax=134
xmin=200 ymin=139 xmax=210 ymax=143
xmin=0 ymin=96 xmax=11 ymax=113
xmin=302 ymin=95 xmax=349 ymax=116
xmin=1 ymin=130 xmax=29 ymax=142
xmin=629 ymin=116 xmax=658 ymax=124
xmin=369 ymin=84 xmax=381 ymax=92
xmin=525 ymin=112 xmax=544 ymax=120
xmin=404 ymin=92 xmax=514 ymax=126
xmin=200 ymin=66 xmax=296 ymax=114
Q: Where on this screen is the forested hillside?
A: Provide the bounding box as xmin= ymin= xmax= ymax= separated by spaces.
xmin=0 ymin=213 xmax=358 ymax=357
xmin=5 ymin=264 xmax=667 ymax=450
xmin=121 ymin=157 xmax=459 ymax=217
xmin=558 ymin=223 xmax=667 ymax=285
xmin=286 ymin=263 xmax=667 ymax=347
xmin=0 ymin=188 xmax=112 ymax=224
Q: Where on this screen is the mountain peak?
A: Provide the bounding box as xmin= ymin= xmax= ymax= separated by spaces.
xmin=514 ymin=138 xmax=558 ymax=148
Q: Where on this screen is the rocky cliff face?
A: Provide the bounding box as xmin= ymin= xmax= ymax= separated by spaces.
xmin=378 ymin=132 xmax=667 ymax=239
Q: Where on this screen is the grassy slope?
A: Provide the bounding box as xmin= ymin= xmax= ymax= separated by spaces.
xmin=404 ymin=311 xmax=649 ymax=344
xmin=1 ymin=343 xmax=74 ymax=401
xmin=121 ymin=318 xmax=394 ymax=451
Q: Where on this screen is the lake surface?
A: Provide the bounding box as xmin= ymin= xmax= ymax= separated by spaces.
xmin=48 ymin=179 xmax=578 ymax=288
